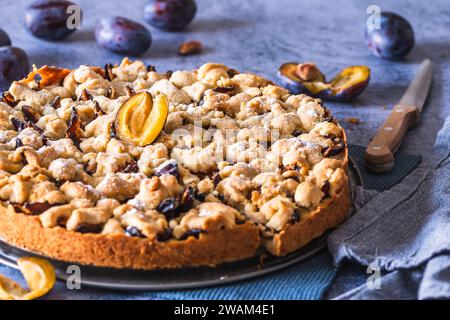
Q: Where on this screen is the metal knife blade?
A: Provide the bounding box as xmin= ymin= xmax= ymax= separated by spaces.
xmin=398 ymin=59 xmax=433 ymax=113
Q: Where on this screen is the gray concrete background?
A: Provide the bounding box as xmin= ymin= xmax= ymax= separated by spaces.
xmin=2 ymin=0 xmax=449 ymax=158
xmin=1 ymin=0 xmax=449 ymax=299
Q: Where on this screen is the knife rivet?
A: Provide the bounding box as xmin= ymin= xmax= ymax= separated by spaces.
xmin=384 ymin=126 xmax=394 ymax=131
xmin=372 ymin=146 xmax=381 ymax=150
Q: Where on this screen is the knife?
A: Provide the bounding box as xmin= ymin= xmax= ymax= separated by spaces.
xmin=364 ymin=59 xmax=433 ymax=173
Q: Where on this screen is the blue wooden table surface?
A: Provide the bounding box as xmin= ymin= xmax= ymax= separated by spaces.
xmin=1 ymin=0 xmax=449 ymax=299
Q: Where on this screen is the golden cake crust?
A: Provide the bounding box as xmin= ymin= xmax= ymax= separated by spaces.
xmin=0 ymin=180 xmax=349 ymax=269
xmin=0 ymin=204 xmax=260 ymax=269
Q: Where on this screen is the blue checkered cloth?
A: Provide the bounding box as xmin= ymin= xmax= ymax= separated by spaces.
xmin=328 ymin=118 xmax=450 ymax=299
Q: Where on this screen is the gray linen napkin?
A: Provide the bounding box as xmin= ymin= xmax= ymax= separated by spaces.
xmin=327 ymin=117 xmax=450 ymax=300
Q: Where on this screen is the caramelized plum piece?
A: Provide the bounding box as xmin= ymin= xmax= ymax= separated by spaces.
xmin=211 ymin=172 xmax=221 ymax=187
xmin=121 ymin=160 xmax=139 ymax=173
xmin=213 ymin=85 xmax=236 ymax=94
xmin=50 ymin=96 xmax=61 ymax=109
xmin=93 ymin=101 xmax=105 ymax=118
xmin=79 ymin=89 xmax=93 ymax=101
xmin=125 ymin=226 xmax=145 ymax=238
xmin=179 ymin=228 xmax=201 ymax=240
xmin=154 ymin=160 xmax=179 ymax=178
xmin=104 ymin=63 xmax=115 ymax=81
xmin=114 ymin=92 xmax=168 ymax=146
xmin=322 ymin=138 xmax=345 ymax=157
xmin=11 ymin=117 xmax=42 ymax=133
xmin=278 ymin=63 xmax=370 ymax=102
xmin=157 ymin=228 xmax=173 ymax=241
xmin=321 ymin=180 xmax=331 ymax=197
xmin=75 ymin=224 xmax=103 ymax=234
xmin=106 ymin=87 xmax=116 ymax=99
xmin=11 ymin=202 xmax=60 ymax=215
xmin=178 ymin=186 xmax=196 ymax=212
xmin=1 ymin=91 xmax=18 ymax=107
xmin=196 ymin=192 xmax=207 ymax=202
xmin=11 ymin=118 xmax=26 ymax=131
xmin=82 ymin=160 xmax=96 ymax=176
xmin=125 ymin=85 xmax=136 ymax=96
xmin=21 ymin=65 xmax=71 ymax=89
xmin=156 ymin=197 xmax=179 ymax=220
xmin=65 ymin=107 xmax=83 ymax=145
xmin=156 ymin=186 xmax=196 ymax=220
xmin=322 ymin=107 xmax=333 ymax=122
xmin=22 ymin=106 xmax=40 ymax=123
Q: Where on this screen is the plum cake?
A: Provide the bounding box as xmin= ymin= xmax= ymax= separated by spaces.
xmin=0 ymin=59 xmax=350 ymax=269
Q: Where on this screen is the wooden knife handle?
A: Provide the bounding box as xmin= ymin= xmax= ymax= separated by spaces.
xmin=365 ymin=105 xmax=419 ymax=172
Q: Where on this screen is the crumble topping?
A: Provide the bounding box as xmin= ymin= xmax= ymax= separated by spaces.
xmin=0 ymin=58 xmax=347 ymax=242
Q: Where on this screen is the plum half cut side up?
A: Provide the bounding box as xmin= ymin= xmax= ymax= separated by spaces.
xmin=325 ymin=66 xmax=370 ymax=102
xmin=114 ymin=92 xmax=169 ymax=147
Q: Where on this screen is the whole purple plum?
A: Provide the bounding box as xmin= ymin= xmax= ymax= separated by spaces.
xmin=95 ymin=17 xmax=152 ymax=56
xmin=0 ymin=29 xmax=11 ymax=47
xmin=144 ymin=0 xmax=197 ymax=31
xmin=25 ymin=0 xmax=80 ymax=41
xmin=0 ymin=47 xmax=30 ymax=92
xmin=365 ymin=12 xmax=414 ymax=60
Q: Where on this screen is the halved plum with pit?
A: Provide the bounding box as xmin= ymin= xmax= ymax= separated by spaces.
xmin=277 ymin=62 xmax=326 ymax=95
xmin=278 ymin=63 xmax=370 ymax=102
xmin=114 ymin=92 xmax=168 ymax=146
